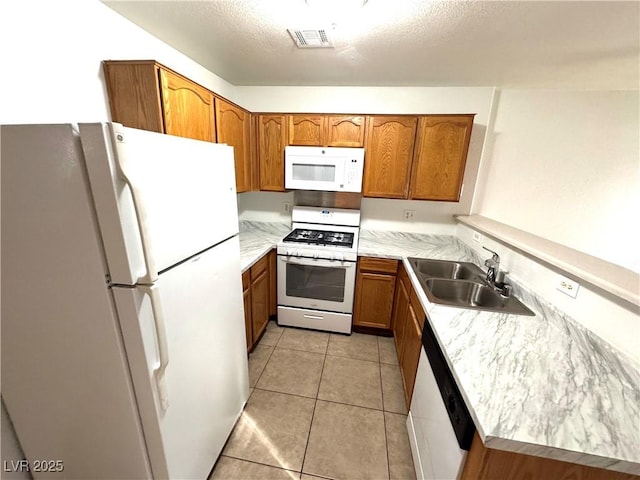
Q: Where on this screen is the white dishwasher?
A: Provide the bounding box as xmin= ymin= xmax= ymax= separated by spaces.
xmin=407 ymin=315 xmax=475 ymax=480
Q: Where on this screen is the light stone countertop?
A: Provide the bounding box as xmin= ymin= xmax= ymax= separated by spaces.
xmin=239 ymin=224 xmax=640 ymax=475
xmin=238 ymin=221 xmax=290 ymax=272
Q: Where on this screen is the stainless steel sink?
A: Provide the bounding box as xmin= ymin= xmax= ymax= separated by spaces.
xmin=408 ymin=258 xmax=535 ymax=316
xmin=408 ymin=258 xmax=485 ymax=281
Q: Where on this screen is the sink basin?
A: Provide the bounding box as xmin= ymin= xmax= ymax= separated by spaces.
xmin=408 ymin=258 xmax=485 ymax=281
xmin=407 ymin=258 xmax=535 ymax=316
xmin=424 ymin=278 xmax=505 ymax=308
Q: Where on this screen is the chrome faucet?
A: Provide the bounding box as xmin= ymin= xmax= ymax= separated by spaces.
xmin=483 ymin=246 xmax=512 ymax=297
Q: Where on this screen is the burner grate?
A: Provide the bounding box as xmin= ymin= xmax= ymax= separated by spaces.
xmin=282 ymin=228 xmax=354 ymax=248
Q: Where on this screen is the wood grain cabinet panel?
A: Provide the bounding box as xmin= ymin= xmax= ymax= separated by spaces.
xmin=268 ymin=249 xmax=277 ymax=318
xmin=159 ymin=69 xmax=215 ymax=142
xmin=353 ymin=257 xmax=398 ymax=330
xmin=363 ymin=116 xmax=418 ymax=198
xmin=400 ymin=303 xmax=422 ymax=406
xmin=288 ymin=115 xmax=326 ymax=146
xmin=326 ymin=115 xmax=366 ymax=147
xmin=215 ymin=97 xmax=251 ymax=192
xmin=410 ymin=115 xmax=474 ymax=201
xmin=392 ymin=264 xmax=410 ymax=359
xmin=103 ymin=61 xmax=165 ymax=133
xmin=250 ymin=256 xmax=270 ymax=344
xmin=461 ymin=433 xmax=638 ymax=480
xmin=258 ymin=115 xmax=287 ymax=191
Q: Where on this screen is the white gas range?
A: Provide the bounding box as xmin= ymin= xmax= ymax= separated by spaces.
xmin=276 ymin=206 xmax=360 ymax=334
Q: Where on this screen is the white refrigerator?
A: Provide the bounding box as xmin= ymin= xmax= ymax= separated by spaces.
xmin=1 ymin=123 xmax=250 ymax=479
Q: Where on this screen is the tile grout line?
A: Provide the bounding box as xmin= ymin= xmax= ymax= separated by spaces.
xmin=299 ymin=339 xmax=330 ymax=478
xmin=217 ymin=454 xmax=302 ymax=477
xmin=379 ymin=337 xmax=392 ymax=480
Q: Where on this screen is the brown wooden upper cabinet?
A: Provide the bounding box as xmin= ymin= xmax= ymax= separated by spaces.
xmin=288 ymin=115 xmax=325 ymax=146
xmin=258 ymin=114 xmax=287 ymax=192
xmin=363 ymin=116 xmax=419 ymax=198
xmin=410 ymin=115 xmax=474 ymax=201
xmin=159 ymin=69 xmax=215 ymax=143
xmin=215 ymin=97 xmax=251 ymax=192
xmin=287 ymin=115 xmax=366 ymax=147
xmin=326 ymin=115 xmax=366 ymax=147
xmin=103 ymin=61 xmax=216 ymax=143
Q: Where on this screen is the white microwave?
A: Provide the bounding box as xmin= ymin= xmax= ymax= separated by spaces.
xmin=284 ymin=146 xmax=365 ymax=192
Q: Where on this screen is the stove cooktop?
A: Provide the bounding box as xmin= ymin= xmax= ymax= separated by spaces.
xmin=282 ymin=228 xmax=355 ymax=248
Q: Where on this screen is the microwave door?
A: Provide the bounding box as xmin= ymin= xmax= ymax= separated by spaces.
xmin=285 ymin=157 xmax=345 ymax=191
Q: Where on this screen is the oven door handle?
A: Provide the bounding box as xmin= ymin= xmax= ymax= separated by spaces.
xmin=280 ymin=256 xmax=355 ymax=268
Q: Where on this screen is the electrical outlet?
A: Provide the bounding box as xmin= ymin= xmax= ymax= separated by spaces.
xmin=556 ymin=275 xmax=580 ymax=299
xmin=403 ymin=210 xmax=415 ymax=221
xmin=283 ymin=202 xmax=291 ymax=213
xmin=472 ymin=231 xmax=482 ymax=243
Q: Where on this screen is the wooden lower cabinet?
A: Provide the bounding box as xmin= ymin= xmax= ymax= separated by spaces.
xmin=461 ymin=433 xmax=638 ymax=480
xmin=392 ymin=261 xmax=425 ymax=407
xmin=353 ymin=257 xmax=398 ymax=330
xmin=244 ymin=250 xmax=278 ymax=352
xmin=250 ymin=255 xmax=270 ymax=344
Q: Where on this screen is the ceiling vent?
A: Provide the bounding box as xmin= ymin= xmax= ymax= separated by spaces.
xmin=288 ymin=29 xmax=334 ymax=48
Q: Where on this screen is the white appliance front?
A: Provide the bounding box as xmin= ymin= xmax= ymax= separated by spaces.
xmin=79 ymin=123 xmax=239 ymax=285
xmin=284 ymin=146 xmax=364 ymax=192
xmin=1 ymin=124 xmax=153 ymax=479
xmin=113 ymin=236 xmax=249 ymax=479
xmin=277 ymin=255 xmax=356 ymax=314
xmin=407 ymin=350 xmax=467 ymax=480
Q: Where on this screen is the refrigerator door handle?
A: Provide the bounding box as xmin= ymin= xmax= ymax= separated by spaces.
xmin=115 ymin=151 xmax=158 ymax=284
xmin=141 ymin=285 xmax=170 ymax=411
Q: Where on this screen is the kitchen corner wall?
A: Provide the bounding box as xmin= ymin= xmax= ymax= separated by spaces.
xmin=235 ymin=86 xmax=494 ymax=233
xmin=473 ymin=89 xmax=640 ymax=273
xmin=0 ymin=0 xmax=238 ymax=125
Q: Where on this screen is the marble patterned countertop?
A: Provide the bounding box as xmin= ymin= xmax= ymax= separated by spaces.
xmin=239 ymin=223 xmax=640 ymax=475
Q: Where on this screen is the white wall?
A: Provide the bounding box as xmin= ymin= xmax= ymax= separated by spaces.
xmin=475 ymin=90 xmax=640 ymax=272
xmin=235 ymin=86 xmax=494 ymax=231
xmin=0 ymin=0 xmax=237 ymax=125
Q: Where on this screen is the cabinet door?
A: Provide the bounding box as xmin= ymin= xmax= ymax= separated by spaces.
xmin=159 ymin=69 xmax=215 ymax=142
xmin=353 ymin=272 xmax=397 ymax=330
xmin=258 ymin=115 xmax=287 ymax=191
xmin=392 ymin=273 xmax=410 ymax=361
xmin=363 ymin=116 xmax=418 ymax=198
xmin=401 ymin=303 xmax=422 ymax=407
xmin=251 ymin=269 xmax=269 ymax=343
xmin=288 ymin=115 xmax=326 ymax=146
xmin=410 ymin=115 xmax=474 ymax=201
xmin=326 ymin=115 xmax=365 ymax=147
xmin=215 ymin=98 xmax=251 ymax=192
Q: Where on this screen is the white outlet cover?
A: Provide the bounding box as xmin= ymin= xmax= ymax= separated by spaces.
xmin=556 ymin=275 xmax=580 ymax=299
xmin=472 ymin=231 xmax=482 ymax=243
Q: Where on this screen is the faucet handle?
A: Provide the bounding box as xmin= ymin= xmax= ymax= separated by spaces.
xmin=482 ymin=246 xmax=500 ymax=262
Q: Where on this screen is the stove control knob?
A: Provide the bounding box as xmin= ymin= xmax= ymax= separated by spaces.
xmin=336 ymin=254 xmax=344 ymax=261
xmin=296 ymin=250 xmax=302 ymax=257
xmin=313 ymin=252 xmax=319 ymax=259
xmin=286 ymin=249 xmax=294 ymax=256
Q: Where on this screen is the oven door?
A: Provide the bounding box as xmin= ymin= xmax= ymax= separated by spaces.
xmin=277 ymin=255 xmax=356 ymax=313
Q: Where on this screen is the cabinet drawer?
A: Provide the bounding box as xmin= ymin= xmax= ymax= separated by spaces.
xmin=359 ymin=256 xmax=398 ymax=274
xmin=242 ymin=270 xmax=250 ymax=291
xmin=250 ymin=254 xmax=269 ymax=280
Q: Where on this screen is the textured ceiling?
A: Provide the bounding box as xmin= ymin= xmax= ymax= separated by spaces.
xmin=102 ymin=0 xmax=639 ymax=88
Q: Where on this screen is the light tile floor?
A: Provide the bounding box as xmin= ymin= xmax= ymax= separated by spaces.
xmin=210 ymin=321 xmax=416 ymax=480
